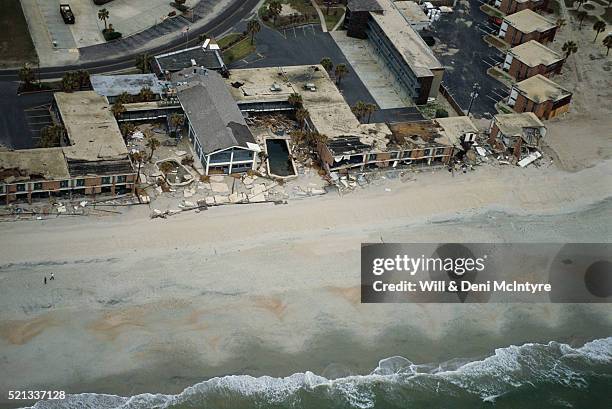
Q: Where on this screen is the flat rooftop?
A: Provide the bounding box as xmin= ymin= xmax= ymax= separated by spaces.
xmin=504 ymin=9 xmax=556 ymax=33
xmin=395 ymin=1 xmax=430 ymax=25
xmin=226 ymin=65 xmax=392 ymax=149
xmin=514 ymin=74 xmax=571 ymax=103
xmin=388 ymin=118 xmax=476 ymax=150
xmin=0 ymin=148 xmax=69 ymax=183
xmin=154 ymin=44 xmax=224 ymax=73
xmin=494 ymin=112 xmax=545 ymax=136
xmin=54 ymin=92 xmax=129 ymax=162
xmin=434 ymin=116 xmax=479 ymax=148
xmin=90 ymin=74 xmax=165 ymax=97
xmin=370 ymin=0 xmax=443 ymax=78
xmin=509 ymin=40 xmax=563 ymax=67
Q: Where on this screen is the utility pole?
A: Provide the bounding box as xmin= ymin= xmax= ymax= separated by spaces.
xmin=466 ymin=83 xmax=480 ymax=116
xmin=183 ymin=26 xmax=190 ymax=49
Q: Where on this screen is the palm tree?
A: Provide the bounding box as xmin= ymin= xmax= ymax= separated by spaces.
xmin=287 ymin=93 xmax=303 ymax=107
xmin=158 ymin=161 xmax=174 ymax=181
xmin=169 ymin=113 xmax=185 ymax=136
xmin=268 ymin=1 xmax=282 ymax=24
xmin=18 ymin=63 xmax=35 ymax=88
xmin=320 ymin=57 xmax=333 ymax=73
xmin=39 ymin=124 xmax=64 ymax=148
xmin=562 ymin=41 xmax=578 ymax=59
xmin=138 ymin=86 xmax=154 ymax=102
xmin=556 ymin=18 xmax=566 ymax=30
xmin=61 ymin=72 xmax=79 ymax=92
xmin=577 ymin=11 xmax=587 ymax=30
xmin=135 ymin=53 xmax=150 ymax=74
xmin=351 ymin=101 xmax=367 ymax=121
xmin=117 ymin=92 xmax=131 ymax=104
xmin=130 ymin=151 xmax=145 ymax=182
xmin=365 ymin=103 xmax=377 ymax=123
xmin=98 ymin=8 xmax=109 ymax=31
xmin=295 ymin=108 xmax=309 ymax=130
xmin=119 ymin=122 xmax=135 ymax=138
xmin=334 ymin=63 xmax=348 ymax=85
xmin=593 ymin=21 xmax=606 ymax=43
xmin=603 ymin=34 xmax=612 ymax=56
xmin=247 ymin=18 xmax=261 ymax=45
xmin=146 ymin=137 xmax=160 ymax=161
xmin=111 ymin=100 xmax=126 ymax=118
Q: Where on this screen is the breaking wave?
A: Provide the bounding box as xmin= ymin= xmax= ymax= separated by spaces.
xmin=22 ymin=337 xmax=612 ymax=409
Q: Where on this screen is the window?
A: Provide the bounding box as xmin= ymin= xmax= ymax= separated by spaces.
xmin=116 ymin=175 xmax=126 ymax=183
xmin=0 ymin=185 xmax=4 ymax=194
xmin=101 ymin=177 xmax=111 ymax=185
xmin=33 ymin=182 xmax=43 ymax=191
xmin=60 ymin=180 xmax=69 ymax=188
xmin=76 ymin=179 xmax=85 ymax=187
xmin=16 ymin=184 xmax=25 ymax=192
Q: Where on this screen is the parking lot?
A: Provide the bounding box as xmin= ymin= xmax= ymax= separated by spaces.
xmin=430 ymin=0 xmax=509 ymax=117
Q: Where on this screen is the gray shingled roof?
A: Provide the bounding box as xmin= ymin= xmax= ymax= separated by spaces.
xmin=177 ymin=70 xmax=255 ymax=154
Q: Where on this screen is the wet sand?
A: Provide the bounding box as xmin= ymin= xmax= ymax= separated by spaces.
xmin=0 ymin=162 xmax=611 ymax=408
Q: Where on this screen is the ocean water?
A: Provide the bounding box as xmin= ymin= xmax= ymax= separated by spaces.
xmin=22 ymin=337 xmax=612 ymax=409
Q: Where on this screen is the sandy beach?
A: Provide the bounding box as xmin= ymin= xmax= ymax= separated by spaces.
xmin=0 ymin=156 xmax=611 ymax=407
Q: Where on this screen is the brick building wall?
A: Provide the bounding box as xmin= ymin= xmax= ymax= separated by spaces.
xmin=502 ymin=25 xmax=557 ymax=46
xmin=507 ymin=58 xmax=564 ymax=81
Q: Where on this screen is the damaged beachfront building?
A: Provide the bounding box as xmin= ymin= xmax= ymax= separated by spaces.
xmin=174 ymin=68 xmax=260 ymax=175
xmin=0 ymin=92 xmax=136 ymax=204
xmin=152 ymin=40 xmax=227 ymax=79
xmin=225 ymin=65 xmax=477 ymax=174
xmin=488 ymin=112 xmax=546 ymax=162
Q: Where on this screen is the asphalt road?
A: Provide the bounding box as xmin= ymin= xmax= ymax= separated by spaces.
xmin=0 ymin=0 xmax=260 ymax=81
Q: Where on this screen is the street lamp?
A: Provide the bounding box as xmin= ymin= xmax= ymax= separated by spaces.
xmin=466 ymin=83 xmax=480 ymax=116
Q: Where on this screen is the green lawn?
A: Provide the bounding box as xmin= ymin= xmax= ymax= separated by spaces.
xmin=0 ymin=0 xmax=38 ymax=67
xmin=323 ymin=7 xmax=345 ymax=31
xmin=217 ymin=33 xmax=243 ymax=49
xmin=221 ymin=36 xmax=256 ymax=64
xmin=259 ymin=0 xmax=319 ymax=28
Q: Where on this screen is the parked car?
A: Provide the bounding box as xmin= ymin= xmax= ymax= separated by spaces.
xmin=60 ymin=4 xmax=75 ymax=24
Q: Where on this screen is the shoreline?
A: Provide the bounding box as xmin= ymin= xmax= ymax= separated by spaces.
xmin=1 ymin=161 xmax=611 ymax=408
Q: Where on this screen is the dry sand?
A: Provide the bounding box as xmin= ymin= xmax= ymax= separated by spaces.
xmin=0 ymin=158 xmax=611 ymax=406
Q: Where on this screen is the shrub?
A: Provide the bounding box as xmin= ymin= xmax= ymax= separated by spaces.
xmin=435 ymin=108 xmax=449 ymax=118
xmin=103 ymin=29 xmax=122 ymax=41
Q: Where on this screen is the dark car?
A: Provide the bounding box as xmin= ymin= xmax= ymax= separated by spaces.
xmin=60 ymin=4 xmax=75 ymax=24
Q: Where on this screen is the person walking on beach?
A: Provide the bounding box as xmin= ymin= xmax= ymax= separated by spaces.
xmin=44 ymin=276 xmax=47 ymax=285
xmin=50 ymin=273 xmax=55 ymax=281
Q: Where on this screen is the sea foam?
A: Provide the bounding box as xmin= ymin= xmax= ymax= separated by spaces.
xmin=21 ymin=337 xmax=612 ymax=409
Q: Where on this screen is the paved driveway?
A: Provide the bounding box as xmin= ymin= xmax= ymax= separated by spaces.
xmin=36 ymin=0 xmax=77 ymax=49
xmin=430 ymin=0 xmax=509 ymax=117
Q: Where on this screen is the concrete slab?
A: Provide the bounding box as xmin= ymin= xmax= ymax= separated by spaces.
xmin=36 ymin=0 xmax=77 ymax=49
xmin=100 ymin=0 xmax=198 ymax=37
xmin=66 ymin=0 xmax=105 ymax=47
xmin=330 ymin=31 xmax=413 ymax=109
